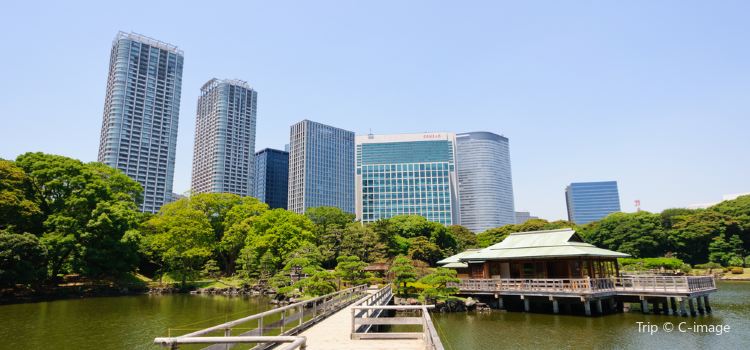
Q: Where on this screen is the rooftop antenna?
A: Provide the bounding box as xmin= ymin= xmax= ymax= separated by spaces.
xmin=368 ymin=128 xmax=374 ymax=139
xmin=634 ymin=199 xmax=641 ymax=212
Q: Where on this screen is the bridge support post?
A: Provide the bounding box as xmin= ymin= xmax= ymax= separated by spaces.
xmin=665 ymin=298 xmax=672 ymax=315
xmin=670 ymin=297 xmax=678 ymax=315
xmin=640 ymin=299 xmax=649 ymax=314
xmin=583 ymin=300 xmax=591 ymax=316
xmin=498 ymin=297 xmax=504 ymax=309
xmin=696 ymin=296 xmax=705 ymax=315
xmin=679 ymin=298 xmax=688 ymax=317
xmin=552 ymin=299 xmax=559 ymax=314
xmin=688 ymin=298 xmax=696 ymax=316
xmin=595 ymin=299 xmax=603 ymax=314
xmin=524 ymin=298 xmax=530 ymax=312
xmin=703 ymin=295 xmax=712 ymax=313
xmin=608 ymin=298 xmax=617 ymax=312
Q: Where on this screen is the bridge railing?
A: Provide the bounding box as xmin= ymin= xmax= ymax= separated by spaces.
xmin=351 ymin=304 xmax=445 ymax=350
xmin=449 ymin=275 xmax=716 ymax=294
xmin=154 ymin=284 xmax=368 ymax=349
xmin=153 ymin=336 xmax=307 ymax=350
xmin=352 ymin=284 xmax=393 ymax=330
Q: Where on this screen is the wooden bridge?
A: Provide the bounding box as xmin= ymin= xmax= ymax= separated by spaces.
xmin=449 ymin=275 xmax=717 ymax=316
xmin=153 ymin=285 xmax=444 ymax=350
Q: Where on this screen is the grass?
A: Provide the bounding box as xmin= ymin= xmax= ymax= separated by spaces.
xmin=723 ymin=268 xmax=750 ymax=279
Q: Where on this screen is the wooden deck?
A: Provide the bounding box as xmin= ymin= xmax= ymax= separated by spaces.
xmin=299 ymin=293 xmax=424 ymax=350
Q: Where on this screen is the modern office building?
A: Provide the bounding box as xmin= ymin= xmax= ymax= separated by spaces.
xmin=565 ymin=181 xmax=621 ymax=224
xmin=514 ymin=211 xmax=538 ymax=224
xmin=254 ymin=148 xmax=289 ymax=209
xmin=455 ymin=132 xmax=515 ymax=232
xmin=97 ymin=32 xmax=184 ymax=213
xmin=288 ymin=120 xmax=355 ymax=214
xmin=191 ymin=79 xmax=257 ymax=196
xmin=355 ymin=132 xmax=460 ymax=226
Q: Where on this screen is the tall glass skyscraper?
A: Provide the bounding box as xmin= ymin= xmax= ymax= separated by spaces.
xmin=97 ymin=32 xmax=184 ymax=213
xmin=288 ymin=120 xmax=355 ymax=213
xmin=254 ymin=148 xmax=289 ymax=209
xmin=356 ymin=133 xmax=460 ymax=226
xmin=191 ymin=79 xmax=257 ymax=196
xmin=565 ymin=181 xmax=621 ymax=224
xmin=455 ymin=132 xmax=515 ymax=232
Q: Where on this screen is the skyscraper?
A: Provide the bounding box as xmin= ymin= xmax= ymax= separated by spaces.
xmin=355 ymin=132 xmax=460 ymax=226
xmin=288 ymin=120 xmax=355 ymax=213
xmin=455 ymin=132 xmax=515 ymax=232
xmin=565 ymin=181 xmax=621 ymax=224
xmin=254 ymin=148 xmax=289 ymax=209
xmin=97 ymin=32 xmax=184 ymax=213
xmin=191 ymin=79 xmax=257 ymax=196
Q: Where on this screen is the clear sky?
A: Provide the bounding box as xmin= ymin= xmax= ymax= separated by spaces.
xmin=1 ymin=1 xmax=748 ymax=220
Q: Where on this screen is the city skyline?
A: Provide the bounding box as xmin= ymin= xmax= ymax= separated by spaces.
xmin=2 ymin=1 xmax=749 ymax=220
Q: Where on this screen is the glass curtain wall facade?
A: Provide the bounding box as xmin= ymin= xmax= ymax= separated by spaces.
xmin=97 ymin=32 xmax=184 ymax=213
xmin=288 ymin=120 xmax=355 ymax=213
xmin=254 ymin=148 xmax=289 ymax=209
xmin=355 ymin=133 xmax=460 ymax=226
xmin=565 ymin=181 xmax=621 ymax=224
xmin=455 ymin=132 xmax=515 ymax=232
xmin=191 ymin=79 xmax=257 ymax=196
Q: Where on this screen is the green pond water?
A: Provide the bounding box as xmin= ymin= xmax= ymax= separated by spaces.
xmin=0 ymin=282 xmax=748 ymax=349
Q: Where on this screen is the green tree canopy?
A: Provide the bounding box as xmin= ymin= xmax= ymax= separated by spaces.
xmin=0 ymin=231 xmax=47 ymax=287
xmin=668 ymin=210 xmax=742 ymax=265
xmin=448 ymin=225 xmax=477 ymax=251
xmin=306 ymin=206 xmax=356 ymax=267
xmin=237 ymin=209 xmax=316 ymax=276
xmin=390 ymin=255 xmax=417 ymax=296
xmin=11 ymin=153 xmax=143 ymax=280
xmin=419 ymin=267 xmax=460 ymax=300
xmin=335 ymin=255 xmax=368 ymax=287
xmin=140 ymin=200 xmax=215 ymax=287
xmin=580 ymin=211 xmax=667 ymax=258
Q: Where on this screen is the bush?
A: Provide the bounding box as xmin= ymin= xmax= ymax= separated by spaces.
xmin=694 ymin=262 xmax=722 ymax=270
xmin=731 ymin=267 xmax=744 ymax=274
xmin=618 ymin=257 xmax=685 ymax=271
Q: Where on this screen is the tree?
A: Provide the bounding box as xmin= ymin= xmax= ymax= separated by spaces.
xmin=419 ymin=267 xmax=460 ymax=301
xmin=390 ymin=255 xmax=417 ymax=295
xmin=140 ymin=201 xmax=215 ymax=287
xmin=296 ymin=271 xmax=337 ymax=296
xmin=581 ymin=212 xmax=667 ymax=258
xmin=668 ymin=210 xmax=742 ymax=265
xmin=408 ymin=236 xmax=443 ymax=265
xmin=219 ymin=196 xmax=268 ymax=274
xmin=475 ymin=219 xmax=574 ymax=248
xmin=237 ymin=209 xmax=316 ymax=276
xmin=448 ymin=225 xmax=477 ymax=251
xmin=335 ymin=255 xmax=368 ymax=287
xmin=13 ymin=153 xmax=143 ymax=280
xmin=339 ymin=223 xmax=386 ymax=263
xmin=0 ymin=231 xmax=47 ymax=287
xmin=708 ymin=234 xmax=735 ymax=266
xmin=306 ymin=206 xmax=355 ymax=267
xmin=0 ymin=160 xmax=41 ymax=234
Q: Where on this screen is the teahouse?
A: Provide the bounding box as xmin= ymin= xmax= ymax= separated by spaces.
xmin=440 ymin=228 xmax=717 ymax=317
xmin=439 ymin=228 xmax=628 ymax=279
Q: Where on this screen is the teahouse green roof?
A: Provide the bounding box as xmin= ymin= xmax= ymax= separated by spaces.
xmin=439 ymin=229 xmax=629 ymax=264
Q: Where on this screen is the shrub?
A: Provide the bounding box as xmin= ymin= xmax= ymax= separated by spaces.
xmin=694 ymin=262 xmax=722 ymax=270
xmin=731 ymin=267 xmax=744 ymax=274
xmin=618 ymin=257 xmax=685 ymax=271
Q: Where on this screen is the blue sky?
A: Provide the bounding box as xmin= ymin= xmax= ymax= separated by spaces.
xmin=1 ymin=1 xmax=748 ymax=220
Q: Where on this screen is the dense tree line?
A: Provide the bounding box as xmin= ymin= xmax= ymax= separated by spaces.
xmin=3 ymin=152 xmax=749 ymax=290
